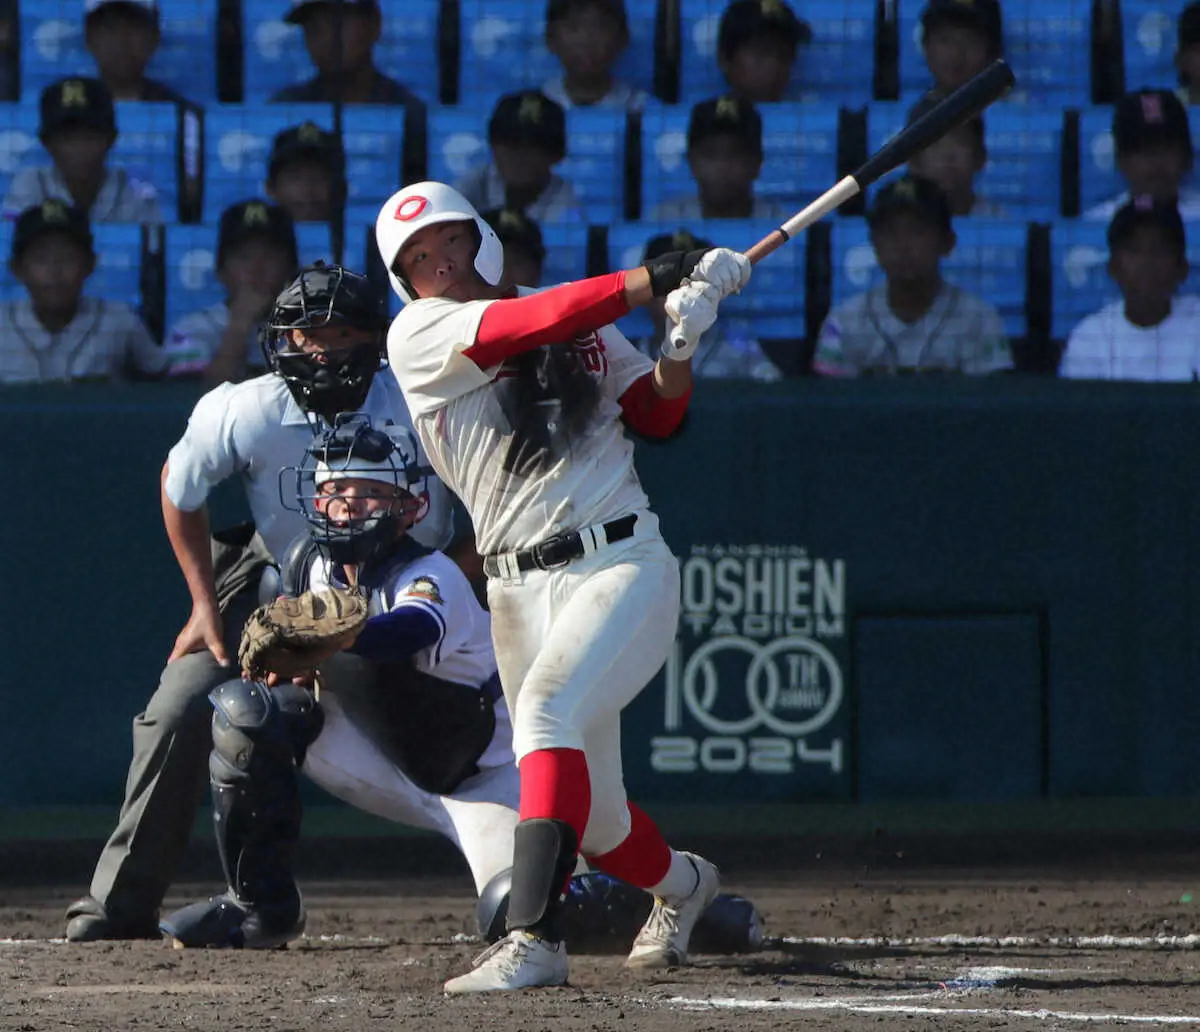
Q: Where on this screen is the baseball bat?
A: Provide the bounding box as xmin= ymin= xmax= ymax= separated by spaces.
xmin=744 ymin=59 xmax=1016 ymax=265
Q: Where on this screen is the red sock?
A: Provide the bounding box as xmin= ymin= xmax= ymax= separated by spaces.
xmin=518 ymin=747 xmax=591 ymax=847
xmin=586 ymin=802 xmax=671 ymax=889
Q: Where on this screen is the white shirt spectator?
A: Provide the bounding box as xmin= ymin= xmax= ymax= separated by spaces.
xmin=2 ymin=165 xmax=162 ymax=223
xmin=455 ymin=164 xmax=585 ymax=225
xmin=647 ymin=195 xmax=790 ymax=222
xmin=1060 ymin=295 xmax=1200 ymax=380
xmin=0 ymin=297 xmax=165 ymax=382
xmin=162 ymin=301 xmax=266 ymax=378
xmin=635 ymin=324 xmax=781 ymax=381
xmin=540 ymin=77 xmax=646 ymax=113
xmin=1085 ymin=187 xmax=1200 ymax=222
xmin=815 ymin=282 xmax=1010 ymax=375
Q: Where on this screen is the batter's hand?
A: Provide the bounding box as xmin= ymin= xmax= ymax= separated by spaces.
xmin=688 ymin=249 xmax=751 ymax=299
xmin=662 ymin=281 xmax=721 ymax=362
xmin=168 ymin=602 xmax=231 ymax=666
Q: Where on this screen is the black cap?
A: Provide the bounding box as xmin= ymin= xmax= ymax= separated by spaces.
xmin=84 ymin=0 xmax=158 ymax=24
xmin=217 ymin=199 xmax=299 ymax=270
xmin=643 ymin=228 xmax=715 ymax=263
xmin=268 ymin=121 xmax=345 ymax=182
xmin=545 ymin=0 xmax=628 ymax=34
xmin=1107 ymin=195 xmax=1186 ymax=256
xmin=867 ymin=175 xmax=953 ymax=234
xmin=687 ymin=95 xmax=763 ymax=153
xmin=1113 ymin=89 xmax=1193 ymax=155
xmin=1181 ymin=2 xmax=1200 ymax=48
xmin=718 ymin=0 xmax=811 ymax=59
xmin=482 ymin=208 xmax=546 ymax=263
xmin=920 ymin=0 xmax=1003 ymax=53
xmin=907 ymin=88 xmax=985 ymax=143
xmin=283 ymin=0 xmax=377 ymax=24
xmin=488 ymin=90 xmax=567 ymax=159
xmin=11 ymin=199 xmax=93 ymax=261
xmin=39 ymin=76 xmax=116 ymax=138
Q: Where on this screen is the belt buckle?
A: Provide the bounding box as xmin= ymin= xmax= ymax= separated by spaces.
xmin=532 ymin=534 xmax=574 ymax=571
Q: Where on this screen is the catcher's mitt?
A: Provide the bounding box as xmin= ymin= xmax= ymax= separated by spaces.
xmin=238 ymin=586 xmax=369 ymax=681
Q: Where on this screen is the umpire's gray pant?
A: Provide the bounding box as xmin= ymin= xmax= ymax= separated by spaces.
xmin=84 ymin=526 xmax=272 ymax=920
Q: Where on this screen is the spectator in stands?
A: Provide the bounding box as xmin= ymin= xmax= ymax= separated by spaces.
xmin=1177 ymin=3 xmax=1200 ymax=105
xmin=814 ymin=176 xmax=1009 ymax=376
xmin=0 ymin=200 xmax=165 ymax=383
xmin=648 ymin=96 xmax=788 ymax=220
xmin=2 ymin=77 xmax=162 ymax=224
xmin=482 ymin=207 xmax=546 ymax=289
xmin=273 ymin=0 xmax=422 ymax=115
xmin=633 ymin=229 xmax=782 ymax=380
xmin=542 ymin=0 xmax=645 ymax=112
xmin=717 ymin=0 xmax=811 ymax=105
xmin=1060 ymin=197 xmax=1200 ymax=380
xmin=919 ymin=0 xmax=1002 ymax=94
xmin=905 ymin=90 xmax=1002 ymax=217
xmin=456 ymin=90 xmax=585 ymax=224
xmin=162 ymin=200 xmax=298 ymax=385
xmin=1085 ymin=90 xmax=1200 ymax=221
xmin=84 ymin=0 xmax=186 ymax=103
xmin=266 ymin=121 xmax=345 ymax=224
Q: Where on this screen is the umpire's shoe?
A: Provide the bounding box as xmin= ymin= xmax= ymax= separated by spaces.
xmin=65 ymin=896 xmax=161 ymax=942
xmin=159 ymin=891 xmax=305 ymax=950
xmin=443 ymin=931 xmax=569 ymax=994
xmin=625 ymin=853 xmax=721 ymax=969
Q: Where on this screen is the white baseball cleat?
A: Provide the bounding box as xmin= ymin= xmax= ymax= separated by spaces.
xmin=625 ymin=853 xmax=721 ymax=969
xmin=443 ymin=930 xmax=569 ymax=994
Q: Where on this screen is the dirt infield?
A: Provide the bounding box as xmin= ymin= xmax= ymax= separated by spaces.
xmin=4 ymin=835 xmax=1200 ymax=1031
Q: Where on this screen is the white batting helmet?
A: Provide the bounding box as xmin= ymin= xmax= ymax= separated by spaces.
xmin=375 ymin=181 xmax=504 ymax=303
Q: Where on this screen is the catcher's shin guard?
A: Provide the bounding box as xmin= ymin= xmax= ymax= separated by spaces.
xmin=505 ymin=818 xmax=578 ymax=943
xmin=205 ymin=680 xmax=323 ymax=937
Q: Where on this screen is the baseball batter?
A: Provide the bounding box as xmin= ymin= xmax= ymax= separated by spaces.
xmin=374 ymin=181 xmax=750 ymax=993
xmin=64 ymin=263 xmax=453 ymax=942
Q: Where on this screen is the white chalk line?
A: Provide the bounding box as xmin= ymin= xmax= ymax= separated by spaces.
xmin=775 ymin=933 xmax=1200 ymax=950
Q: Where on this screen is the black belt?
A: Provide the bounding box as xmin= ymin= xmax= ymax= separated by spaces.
xmin=482 ymin=514 xmax=638 ymax=578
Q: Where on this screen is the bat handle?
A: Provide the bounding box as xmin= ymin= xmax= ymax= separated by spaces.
xmin=744 ymin=176 xmax=863 ymax=265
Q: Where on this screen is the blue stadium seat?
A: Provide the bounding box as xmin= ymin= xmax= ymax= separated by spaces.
xmin=0 ymin=221 xmax=142 ymax=306
xmin=639 ymin=99 xmax=838 ymax=217
xmin=18 ymin=0 xmax=216 ymax=102
xmin=1121 ymin=0 xmax=1186 ymax=92
xmin=606 ymin=219 xmax=805 ymax=339
xmin=830 ymin=216 xmax=1028 ymax=339
xmin=897 ymin=0 xmax=1090 ymax=104
xmin=427 ymin=106 xmax=624 ymax=224
xmin=678 ymin=0 xmax=874 ymax=105
xmin=457 ymin=0 xmax=656 ymax=103
xmin=1077 ymin=105 xmax=1122 ymax=214
xmin=165 ymin=221 xmax=333 ymax=334
xmin=242 ymin=0 xmax=438 ymax=104
xmin=541 ymin=220 xmax=590 ymax=286
xmin=1049 ymin=218 xmax=1200 ymax=339
xmin=868 ymin=102 xmax=1063 ymax=219
xmin=0 ymin=101 xmax=178 ymax=221
xmin=0 ymin=219 xmax=15 ymax=300
xmin=203 ymin=104 xmax=403 ymax=219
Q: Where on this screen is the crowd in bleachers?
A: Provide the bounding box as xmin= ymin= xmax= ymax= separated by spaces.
xmin=1 ymin=0 xmax=1200 ymax=383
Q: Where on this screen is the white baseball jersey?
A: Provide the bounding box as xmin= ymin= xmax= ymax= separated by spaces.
xmin=1084 ymin=187 xmax=1200 ymax=222
xmin=454 ymin=164 xmax=586 ymax=225
xmin=162 ymin=301 xmax=267 ymax=378
xmin=1060 ymin=295 xmax=1200 ymax=381
xmin=815 ymin=282 xmax=1010 ymax=375
xmin=2 ymin=165 xmax=162 ymax=224
xmin=540 ymin=77 xmax=647 ymax=113
xmin=386 ymin=290 xmax=653 ymax=555
xmin=647 ymin=195 xmax=791 ymax=222
xmin=161 ymin=371 xmax=453 ymax=560
xmin=0 ymin=297 xmax=166 ymax=383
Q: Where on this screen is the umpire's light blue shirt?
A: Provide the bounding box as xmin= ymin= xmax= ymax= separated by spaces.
xmin=162 ymin=370 xmax=454 ymax=560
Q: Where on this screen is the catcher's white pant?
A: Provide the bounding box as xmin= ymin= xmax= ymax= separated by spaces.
xmin=302 ymin=692 xmax=520 ymax=893
xmin=485 ymin=508 xmax=680 ymax=858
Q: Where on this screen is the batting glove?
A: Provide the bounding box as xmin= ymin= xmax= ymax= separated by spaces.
xmin=661 ymin=280 xmax=721 ymax=362
xmin=688 ymin=248 xmax=752 ymax=299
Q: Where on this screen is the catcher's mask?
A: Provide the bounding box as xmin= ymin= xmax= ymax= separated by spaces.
xmin=283 ymin=415 xmax=430 ymax=567
xmin=262 ymin=261 xmax=388 ymax=423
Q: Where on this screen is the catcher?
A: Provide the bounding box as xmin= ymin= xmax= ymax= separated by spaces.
xmin=160 ymin=418 xmax=764 ymax=954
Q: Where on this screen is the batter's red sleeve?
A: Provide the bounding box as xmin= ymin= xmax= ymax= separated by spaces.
xmin=618 ymin=371 xmax=691 ymax=438
xmin=465 ymin=272 xmax=631 ymax=368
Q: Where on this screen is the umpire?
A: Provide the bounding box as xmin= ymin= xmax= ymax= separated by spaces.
xmin=65 ymin=263 xmax=453 ymax=941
